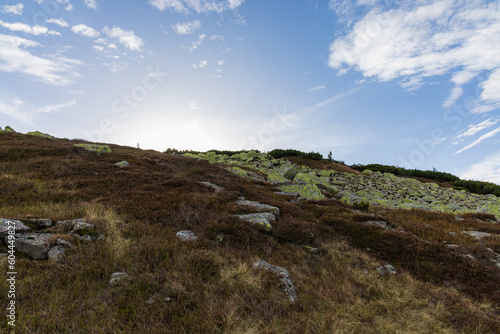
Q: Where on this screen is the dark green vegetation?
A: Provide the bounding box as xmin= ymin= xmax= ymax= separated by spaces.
xmin=268 ymin=149 xmax=323 ymax=161
xmin=352 ymin=163 xmax=500 ymax=197
xmin=1 ymin=132 xmax=500 ymax=333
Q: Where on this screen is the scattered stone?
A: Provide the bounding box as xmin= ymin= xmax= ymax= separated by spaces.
xmin=115 ymin=161 xmax=131 ymax=168
xmin=175 ymin=230 xmax=198 ymax=242
xmin=48 ymin=246 xmax=65 ymax=262
xmin=361 ymin=220 xmax=388 ymax=229
xmin=0 ymin=218 xmax=31 ymax=238
xmin=376 ymin=264 xmax=396 ymax=276
xmin=461 ymin=231 xmax=491 ymax=240
xmin=281 ymin=166 xmax=298 ymax=180
xmin=56 ymin=219 xmax=94 ymax=232
xmin=6 ymin=233 xmax=53 ymax=260
xmin=237 ymin=213 xmax=275 ymax=232
xmin=274 ymin=191 xmax=299 ymax=198
xmin=253 ymin=259 xmax=299 ymax=303
xmin=302 ymin=245 xmax=319 ymax=254
xmin=455 ymin=216 xmax=465 ymax=221
xmin=463 ymin=254 xmax=475 ymax=260
xmin=25 ymin=218 xmax=53 ymax=229
xmin=200 ymin=181 xmax=224 ymax=192
xmin=236 ymin=199 xmax=280 ymax=215
xmin=57 ymin=238 xmax=73 ymax=247
xmin=446 ymin=244 xmax=459 ymax=249
xmin=109 ymin=272 xmax=129 ymax=286
xmin=146 ymin=293 xmax=172 ymax=305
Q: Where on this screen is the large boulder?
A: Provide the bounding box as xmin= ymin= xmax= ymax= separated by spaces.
xmin=6 ymin=233 xmax=53 ymax=260
xmin=0 ymin=218 xmax=31 ymax=238
xmin=237 ymin=213 xmax=275 ymax=231
xmin=279 ymin=184 xmax=326 ymax=200
xmin=48 ymin=246 xmax=65 ymax=262
xmin=236 ymin=199 xmax=280 ymax=216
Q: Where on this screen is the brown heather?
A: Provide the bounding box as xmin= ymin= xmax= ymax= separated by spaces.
xmin=1 ymin=132 xmax=499 ymax=333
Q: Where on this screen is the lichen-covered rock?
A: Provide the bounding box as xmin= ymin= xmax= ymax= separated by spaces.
xmin=267 ymin=172 xmax=289 ymax=183
xmin=237 ymin=213 xmax=275 ymax=231
xmin=0 ymin=218 xmax=31 ymax=238
xmin=109 ymin=272 xmax=129 ymax=285
xmin=376 ymin=264 xmax=396 ymax=276
xmin=115 ymin=161 xmax=130 ymax=168
xmin=26 ymin=131 xmax=54 ymax=139
xmin=281 ymin=166 xmax=298 ymax=180
xmin=7 ymin=233 xmax=53 ymax=260
xmin=4 ymin=125 xmax=16 ymax=133
xmin=56 ymin=219 xmax=94 ymax=232
xmin=236 ymin=200 xmax=280 ymax=216
xmin=175 ymin=230 xmax=198 ymax=242
xmin=74 ymin=143 xmax=112 ymax=153
xmin=200 ymin=181 xmax=224 ymax=192
xmin=253 ymin=259 xmax=299 ymax=303
xmin=461 ymin=231 xmax=491 ymax=240
xmin=279 ymin=184 xmax=326 ymax=200
xmin=48 ymin=245 xmax=65 ymax=262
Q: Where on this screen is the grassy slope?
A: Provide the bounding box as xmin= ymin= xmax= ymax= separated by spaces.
xmin=1 ymin=132 xmax=500 ymax=333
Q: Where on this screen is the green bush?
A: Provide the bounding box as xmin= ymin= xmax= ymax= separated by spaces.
xmin=353 ymin=201 xmax=370 ymax=211
xmin=268 ymin=149 xmax=323 ymax=160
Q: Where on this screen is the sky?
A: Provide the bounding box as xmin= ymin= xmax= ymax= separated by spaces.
xmin=0 ymin=0 xmax=500 ymax=184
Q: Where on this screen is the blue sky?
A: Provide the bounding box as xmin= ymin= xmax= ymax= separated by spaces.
xmin=1 ymin=0 xmax=500 ymax=183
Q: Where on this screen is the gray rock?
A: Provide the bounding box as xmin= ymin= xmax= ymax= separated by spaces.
xmin=25 ymin=218 xmax=53 ymax=228
xmin=56 ymin=219 xmax=94 ymax=232
xmin=461 ymin=231 xmax=491 ymax=239
xmin=0 ymin=218 xmax=31 ymax=238
xmin=115 ymin=161 xmax=130 ymax=168
xmin=200 ymin=181 xmax=224 ymax=192
xmin=281 ymin=166 xmax=298 ymax=180
xmin=109 ymin=272 xmax=128 ymax=285
xmin=175 ymin=230 xmax=198 ymax=242
xmin=57 ymin=238 xmax=73 ymax=247
xmin=376 ymin=264 xmax=396 ymax=276
xmin=454 ymin=216 xmax=465 ymax=221
xmin=237 ymin=213 xmax=274 ymax=231
xmin=274 ymin=191 xmax=299 ymax=197
xmin=48 ymin=246 xmax=65 ymax=262
xmin=362 ymin=220 xmax=387 ymax=229
xmin=302 ymin=245 xmax=319 ymax=254
xmin=6 ymin=233 xmax=53 ymax=260
xmin=253 ymin=259 xmax=299 ymax=303
xmin=236 ymin=200 xmax=280 ymax=215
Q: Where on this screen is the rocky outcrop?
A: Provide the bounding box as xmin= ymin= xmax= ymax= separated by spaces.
xmin=0 ymin=218 xmax=31 ymax=238
xmin=7 ymin=233 xmax=53 ymax=260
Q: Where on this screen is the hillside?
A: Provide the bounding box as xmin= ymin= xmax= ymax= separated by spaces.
xmin=1 ymin=131 xmax=500 ymax=333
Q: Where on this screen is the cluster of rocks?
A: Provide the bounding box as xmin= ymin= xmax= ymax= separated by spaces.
xmin=0 ymin=217 xmax=103 ymax=262
xmin=183 ymin=151 xmax=500 ymax=221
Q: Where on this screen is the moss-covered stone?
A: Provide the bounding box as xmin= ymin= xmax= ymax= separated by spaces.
xmin=4 ymin=126 xmax=16 ymax=133
xmin=267 ymin=172 xmax=288 ymax=183
xmin=226 ymin=166 xmax=249 ymax=178
xmin=279 ymin=184 xmax=326 ymax=200
xmin=26 ymin=131 xmax=55 ymax=139
xmin=74 ymin=144 xmax=112 ymax=153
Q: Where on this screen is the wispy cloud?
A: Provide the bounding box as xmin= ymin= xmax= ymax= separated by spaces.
xmin=47 ymin=18 xmax=69 ymax=28
xmin=37 ymin=99 xmax=76 ymax=113
xmin=329 ymin=1 xmax=500 ymax=113
xmin=0 ymin=20 xmax=60 ymax=36
xmin=443 ymin=86 xmax=464 ymax=108
xmin=456 ymin=118 xmax=499 ymax=139
xmin=0 ymin=33 xmax=80 ymax=86
xmin=183 ymin=34 xmax=206 ymax=51
xmin=1 ymin=4 xmax=23 ymax=15
xmin=84 ymin=0 xmax=98 ymax=9
xmin=103 ymin=26 xmax=143 ymax=51
xmin=71 ymin=24 xmax=100 ymax=38
xmin=172 ymin=20 xmax=201 ymax=35
xmin=150 ymin=0 xmax=244 ymax=13
xmin=0 ymin=97 xmax=31 ymax=123
xmin=193 ymin=60 xmax=208 ymax=69
xmin=455 ymin=127 xmax=500 ymax=154
xmin=308 ymin=85 xmax=326 ymax=93
xmin=461 ymin=150 xmax=500 ymax=184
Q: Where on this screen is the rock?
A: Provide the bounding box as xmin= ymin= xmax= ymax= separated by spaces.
xmin=236 ymin=200 xmax=280 ymax=215
xmin=6 ymin=233 xmax=53 ymax=260
xmin=57 ymin=238 xmax=73 ymax=247
xmin=274 ymin=191 xmax=299 ymax=198
xmin=454 ymin=216 xmax=465 ymax=221
xmin=26 ymin=131 xmax=54 ymax=139
xmin=109 ymin=272 xmax=129 ymax=285
xmin=0 ymin=218 xmax=31 ymax=238
xmin=302 ymin=245 xmax=319 ymax=254
xmin=25 ymin=218 xmax=53 ymax=229
xmin=56 ymin=219 xmax=94 ymax=232
xmin=362 ymin=220 xmax=388 ymax=229
xmin=376 ymin=264 xmax=396 ymax=276
xmin=175 ymin=230 xmax=198 ymax=242
xmin=4 ymin=125 xmax=16 ymax=133
xmin=48 ymin=246 xmax=65 ymax=262
xmin=279 ymin=184 xmax=326 ymax=200
xmin=146 ymin=293 xmax=172 ymax=305
xmin=200 ymin=181 xmax=224 ymax=192
xmin=237 ymin=213 xmax=275 ymax=232
xmin=281 ymin=166 xmax=298 ymax=180
xmin=463 ymin=254 xmax=475 ymax=260
xmin=446 ymin=244 xmax=459 ymax=248
xmin=253 ymin=259 xmax=299 ymax=303
xmin=461 ymin=231 xmax=491 ymax=240
xmin=115 ymin=161 xmax=130 ymax=168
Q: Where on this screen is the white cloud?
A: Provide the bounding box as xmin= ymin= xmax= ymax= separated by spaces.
xmin=209 ymin=34 xmax=224 ymax=40
xmin=37 ymin=99 xmax=76 ymax=113
xmin=71 ymin=24 xmax=100 ymax=38
xmin=93 ymin=45 xmax=104 ymax=51
xmin=329 ymin=1 xmax=500 ymax=112
xmin=183 ymin=34 xmax=206 ymax=51
xmin=455 ymin=127 xmax=500 ymax=154
xmin=456 ymin=118 xmax=499 ymax=139
xmin=1 ymin=4 xmax=23 ymax=15
xmin=0 ymin=33 xmax=80 ymax=85
xmin=193 ymin=60 xmax=208 ymax=69
xmin=84 ymin=0 xmax=98 ymax=9
xmin=103 ymin=26 xmax=143 ymax=51
xmin=172 ymin=20 xmax=201 ymax=35
xmin=460 ymin=150 xmax=500 ymax=184
xmin=442 ymin=86 xmax=464 ymax=108
xmin=46 ymin=18 xmax=69 ymax=27
xmin=217 ymin=60 xmax=224 ymax=66
xmin=308 ymin=85 xmax=326 ymax=93
xmin=149 ymin=0 xmax=243 ymax=13
xmin=190 ymin=100 xmax=200 ymax=110
xmin=0 ymin=97 xmax=31 ymax=123
xmin=0 ymin=20 xmax=61 ymax=36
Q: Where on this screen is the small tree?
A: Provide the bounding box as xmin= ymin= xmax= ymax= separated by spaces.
xmin=328 ymin=151 xmax=333 ymax=162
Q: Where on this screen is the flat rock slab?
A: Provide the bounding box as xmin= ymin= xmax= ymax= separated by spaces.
xmin=236 ymin=200 xmax=280 ymax=215
xmin=0 ymin=218 xmax=31 ymax=238
xmin=176 ymin=230 xmax=198 ymax=242
xmin=56 ymin=219 xmax=95 ymax=232
xmin=362 ymin=221 xmax=388 ymax=229
xmin=25 ymin=218 xmax=53 ymax=228
xmin=237 ymin=213 xmax=275 ymax=232
xmin=200 ymin=181 xmax=224 ymax=192
xmin=7 ymin=233 xmax=53 ymax=260
xmin=253 ymin=259 xmax=299 ymax=304
xmin=461 ymin=231 xmax=491 ymax=239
